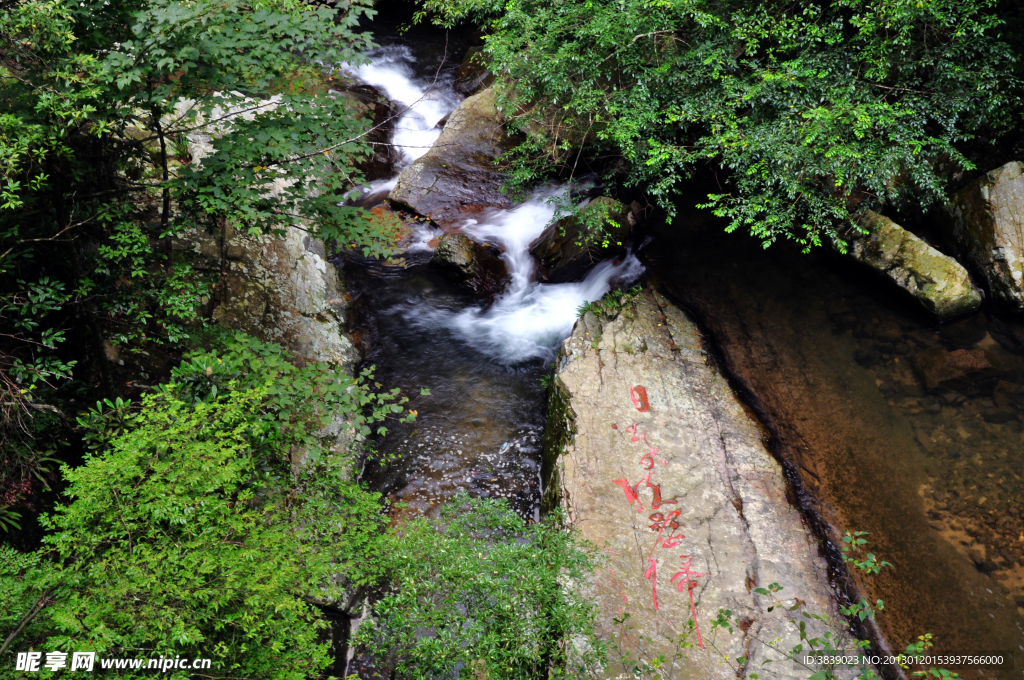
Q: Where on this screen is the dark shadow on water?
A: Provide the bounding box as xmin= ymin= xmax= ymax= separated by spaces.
xmin=343 ymin=255 xmax=547 ymax=520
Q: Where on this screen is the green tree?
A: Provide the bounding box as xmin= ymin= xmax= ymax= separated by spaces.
xmin=0 ymin=0 xmax=392 ymax=505
xmin=356 ymin=494 xmax=604 ymax=680
xmin=416 ymin=0 xmax=1021 ymax=250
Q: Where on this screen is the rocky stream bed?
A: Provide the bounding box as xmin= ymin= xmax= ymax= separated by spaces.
xmin=191 ymin=14 xmax=1024 ymax=679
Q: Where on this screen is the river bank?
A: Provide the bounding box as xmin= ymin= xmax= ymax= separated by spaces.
xmin=338 ymin=10 xmax=1024 ymax=679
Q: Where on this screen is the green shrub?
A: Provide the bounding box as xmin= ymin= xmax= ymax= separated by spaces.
xmin=356 ymin=494 xmax=604 ymax=680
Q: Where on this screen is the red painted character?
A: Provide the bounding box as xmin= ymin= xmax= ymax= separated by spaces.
xmin=670 ymin=556 xmax=706 ymax=649
xmin=612 ymin=472 xmax=676 ymax=513
xmin=630 ymin=385 xmax=650 ymax=412
xmin=648 ymin=510 xmax=685 ymax=553
xmin=644 ymin=557 xmax=659 ymax=610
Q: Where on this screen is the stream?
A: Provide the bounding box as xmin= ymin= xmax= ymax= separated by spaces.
xmin=342 ymin=27 xmax=642 ymax=519
xmin=341 ymin=16 xmax=1024 ymax=680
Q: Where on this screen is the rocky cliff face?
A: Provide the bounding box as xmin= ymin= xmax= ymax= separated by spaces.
xmin=543 ymin=288 xmax=839 ymax=679
xmin=941 ymin=161 xmax=1024 ymax=310
xmin=841 ymin=210 xmax=981 ymax=319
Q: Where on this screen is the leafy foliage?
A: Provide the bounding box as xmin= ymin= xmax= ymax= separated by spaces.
xmin=416 ymin=0 xmax=1022 ymax=250
xmin=0 ymin=0 xmax=395 ymax=508
xmin=1 ymin=337 xmax=404 ymax=678
xmin=356 ymin=494 xmax=604 ymax=680
xmin=708 ymin=532 xmax=958 ymax=680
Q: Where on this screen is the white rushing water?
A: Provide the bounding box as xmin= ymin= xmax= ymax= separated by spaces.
xmin=354 ymin=47 xmax=643 ymax=363
xmin=349 ymin=44 xmax=461 ymax=190
xmin=448 ymin=195 xmax=644 ymax=363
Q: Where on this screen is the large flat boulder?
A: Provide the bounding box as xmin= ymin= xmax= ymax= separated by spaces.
xmin=388 ymin=87 xmax=518 ymax=226
xmin=842 ymin=210 xmax=981 ymax=319
xmin=543 ymin=288 xmax=838 ymax=679
xmin=940 ymin=161 xmax=1024 ymax=310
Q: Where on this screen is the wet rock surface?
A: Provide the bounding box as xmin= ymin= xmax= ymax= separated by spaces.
xmin=453 ymin=46 xmax=494 ymax=96
xmin=841 ymin=210 xmax=981 ymax=319
xmin=388 ymin=87 xmax=519 ymax=226
xmin=910 ymin=346 xmax=993 ymax=390
xmin=334 ymin=83 xmax=399 ymax=181
xmin=545 ymin=288 xmax=836 ymax=679
xmin=531 ymin=196 xmax=640 ymax=281
xmin=430 ymin=233 xmax=509 ymax=296
xmin=940 ymin=161 xmax=1024 ymax=310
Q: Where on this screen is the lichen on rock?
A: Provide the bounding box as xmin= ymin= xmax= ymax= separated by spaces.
xmin=841 ymin=210 xmax=981 ymax=319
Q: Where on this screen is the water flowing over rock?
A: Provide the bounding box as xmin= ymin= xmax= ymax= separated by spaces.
xmin=530 ymin=196 xmax=640 ymax=281
xmin=940 ymin=161 xmax=1024 ymax=311
xmin=543 ymin=287 xmax=838 ymax=680
xmin=388 ymin=87 xmax=518 ymax=225
xmin=430 ymin=233 xmax=509 ymax=296
xmin=841 ymin=210 xmax=981 ymax=319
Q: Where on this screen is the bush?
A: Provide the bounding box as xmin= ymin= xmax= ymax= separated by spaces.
xmin=2 ymin=337 xmax=402 ymax=679
xmin=356 ymin=494 xmax=604 ymax=680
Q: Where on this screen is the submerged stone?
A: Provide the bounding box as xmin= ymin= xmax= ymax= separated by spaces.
xmin=910 ymin=347 xmax=993 ymax=390
xmin=543 ymin=287 xmax=837 ymax=679
xmin=842 ymin=210 xmax=981 ymax=319
xmin=389 ymin=87 xmax=519 ymax=226
xmin=939 ymin=161 xmax=1024 ymax=311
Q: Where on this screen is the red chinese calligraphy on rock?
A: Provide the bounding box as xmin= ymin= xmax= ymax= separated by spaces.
xmin=648 ymin=510 xmax=685 ymax=553
xmin=644 ymin=558 xmax=659 ymax=610
xmin=630 ymin=385 xmax=649 ymax=411
xmin=612 ymin=471 xmax=676 ymax=513
xmin=611 ymin=387 xmax=708 ymax=637
xmin=670 ymin=556 xmax=706 ymax=649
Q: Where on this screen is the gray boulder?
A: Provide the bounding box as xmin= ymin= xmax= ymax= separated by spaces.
xmin=389 ymin=87 xmax=519 ymax=226
xmin=940 ymin=161 xmax=1024 ymax=310
xmin=544 ymin=287 xmax=840 ymax=679
xmin=531 ymin=197 xmax=640 ymax=280
xmin=842 ymin=210 xmax=981 ymax=319
xmin=431 ymin=233 xmax=509 ymax=296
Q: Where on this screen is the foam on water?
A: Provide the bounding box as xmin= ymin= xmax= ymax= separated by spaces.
xmin=349 ymin=45 xmax=461 ymax=168
xmin=350 ymin=48 xmax=642 ymax=364
xmin=420 ymin=192 xmax=644 ymax=363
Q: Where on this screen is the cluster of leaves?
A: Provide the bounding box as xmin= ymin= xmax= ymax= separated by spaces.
xmin=416 ymin=0 xmax=1022 ymax=250
xmin=0 ymin=0 xmax=403 ymax=508
xmin=356 ymin=493 xmax=605 ymax=680
xmin=577 ymin=285 xmax=642 ymax=319
xmin=1 ymin=336 xmax=408 ymax=678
